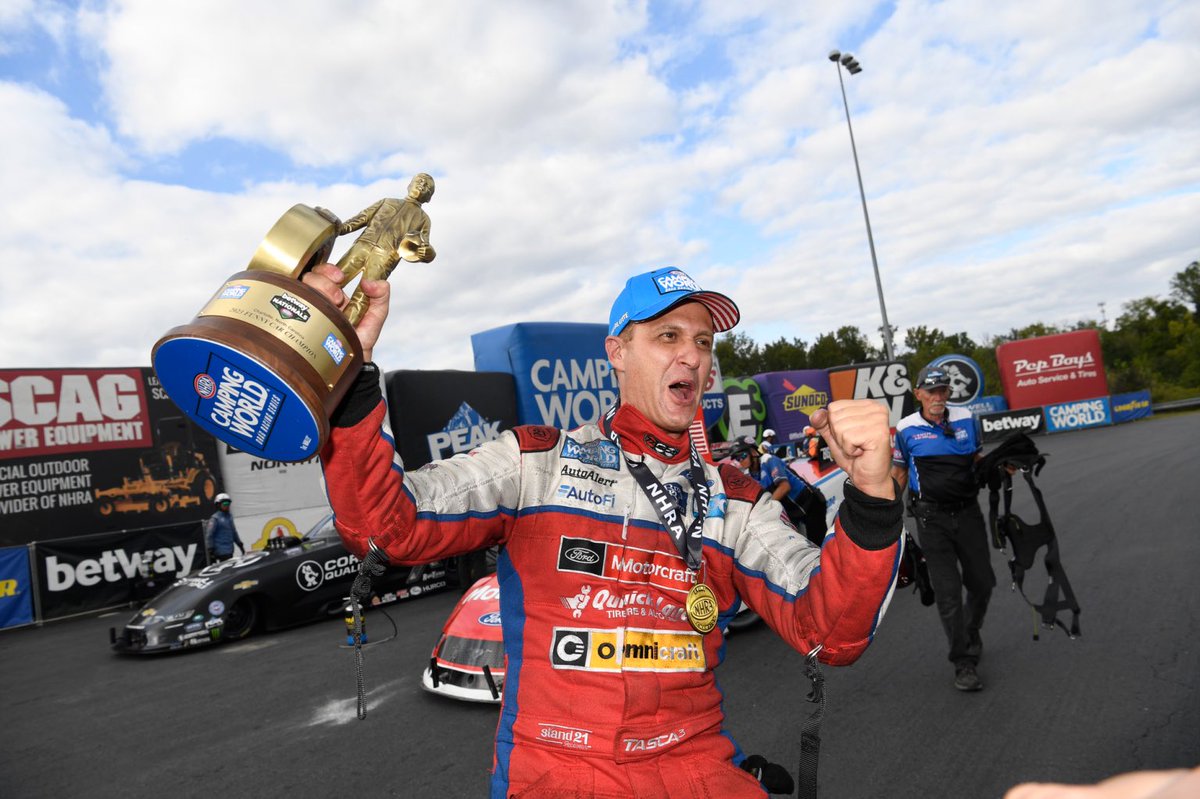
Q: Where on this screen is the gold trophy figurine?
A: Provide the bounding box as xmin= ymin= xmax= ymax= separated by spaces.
xmin=152 ymin=174 xmax=437 ymax=462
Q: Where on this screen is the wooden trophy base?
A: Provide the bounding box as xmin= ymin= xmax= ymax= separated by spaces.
xmin=153 ymin=269 xmax=363 ymax=462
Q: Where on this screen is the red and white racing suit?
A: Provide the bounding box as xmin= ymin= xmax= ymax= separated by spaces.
xmin=322 ymin=377 xmax=903 ymax=798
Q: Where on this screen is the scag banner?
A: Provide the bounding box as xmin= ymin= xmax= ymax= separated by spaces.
xmin=1 ymin=369 xmax=221 ymax=547
xmin=35 ymin=523 xmax=205 ymax=620
xmin=0 ymin=546 xmax=35 ymax=629
xmin=472 ymin=323 xmax=618 ymax=429
xmin=1 ymin=368 xmax=152 ymax=459
xmin=1110 ymin=390 xmax=1152 ymax=423
xmin=1044 ymin=397 xmax=1113 ymax=434
xmin=827 ymin=361 xmax=914 ymax=429
xmin=754 ymin=370 xmax=833 ymax=443
xmin=996 ymin=329 xmax=1108 ymax=409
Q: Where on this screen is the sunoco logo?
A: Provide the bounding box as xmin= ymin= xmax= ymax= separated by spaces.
xmin=270 ymin=292 xmax=312 ymax=322
xmin=783 ymin=385 xmax=828 ymax=413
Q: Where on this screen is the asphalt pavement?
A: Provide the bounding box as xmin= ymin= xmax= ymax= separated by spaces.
xmin=1 ymin=410 xmax=1197 ymax=798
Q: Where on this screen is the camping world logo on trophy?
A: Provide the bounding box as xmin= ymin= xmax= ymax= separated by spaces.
xmin=152 ymin=174 xmax=437 ymax=462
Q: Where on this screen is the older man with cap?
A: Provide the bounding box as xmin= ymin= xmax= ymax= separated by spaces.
xmin=306 ymin=262 xmax=904 ymax=798
xmin=891 ymin=364 xmax=995 ymax=692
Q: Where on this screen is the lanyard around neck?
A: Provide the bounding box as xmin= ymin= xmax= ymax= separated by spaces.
xmin=601 ymin=403 xmax=709 ymax=570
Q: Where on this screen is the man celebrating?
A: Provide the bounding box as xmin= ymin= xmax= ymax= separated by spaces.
xmin=891 ymin=365 xmax=995 ymax=692
xmin=307 ymin=263 xmax=903 ymax=797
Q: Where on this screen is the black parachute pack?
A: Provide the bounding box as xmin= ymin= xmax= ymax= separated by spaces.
xmin=975 ymin=433 xmax=1081 ymax=639
xmin=896 ymin=530 xmax=936 ymax=607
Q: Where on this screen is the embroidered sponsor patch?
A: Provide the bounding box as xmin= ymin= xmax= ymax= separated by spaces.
xmin=550 ymin=627 xmax=706 ymax=672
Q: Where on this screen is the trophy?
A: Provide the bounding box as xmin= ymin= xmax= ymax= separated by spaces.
xmin=152 ymin=174 xmax=436 ymax=462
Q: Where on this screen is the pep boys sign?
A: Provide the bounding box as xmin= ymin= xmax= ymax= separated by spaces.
xmin=996 ymin=330 xmax=1108 ymax=410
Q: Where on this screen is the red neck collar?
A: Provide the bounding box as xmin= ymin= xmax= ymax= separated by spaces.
xmin=609 ymin=404 xmax=690 ymax=464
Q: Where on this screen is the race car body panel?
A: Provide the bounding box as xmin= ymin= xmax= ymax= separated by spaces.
xmin=111 ymin=514 xmax=452 ymax=654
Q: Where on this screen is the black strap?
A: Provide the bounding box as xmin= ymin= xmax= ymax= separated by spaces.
xmin=989 ymin=466 xmax=1082 ymax=640
xmin=350 ymin=542 xmax=389 ymax=720
xmin=600 ymin=404 xmax=709 ymax=570
xmin=798 ymin=647 xmax=825 ymax=798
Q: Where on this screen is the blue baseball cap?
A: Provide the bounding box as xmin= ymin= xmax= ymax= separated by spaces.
xmin=608 ymin=267 xmax=740 ymax=337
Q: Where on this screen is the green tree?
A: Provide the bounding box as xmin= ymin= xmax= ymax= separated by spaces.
xmin=760 ymin=336 xmax=809 ymax=373
xmin=715 ymin=331 xmax=762 ymax=377
xmin=809 ymin=326 xmax=873 ymax=368
xmin=1170 ymin=260 xmax=1200 ymax=319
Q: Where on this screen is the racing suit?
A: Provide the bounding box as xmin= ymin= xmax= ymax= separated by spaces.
xmin=322 ymin=374 xmax=903 ymax=798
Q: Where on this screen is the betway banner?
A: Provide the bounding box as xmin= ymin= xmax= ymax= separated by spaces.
xmin=385 ymin=370 xmax=520 ymax=470
xmin=1 ymin=368 xmax=221 ymax=547
xmin=996 ymin=329 xmax=1109 ymax=409
xmin=827 ymin=361 xmax=914 ymax=429
xmin=755 ymin=370 xmax=833 ymax=443
xmin=978 ymin=407 xmax=1047 ymax=443
xmin=35 ymin=523 xmax=205 ymax=619
xmin=1044 ymin=397 xmax=1113 ymax=434
xmin=1111 ymin=390 xmax=1153 ymax=423
xmin=472 ymin=323 xmax=617 ymax=429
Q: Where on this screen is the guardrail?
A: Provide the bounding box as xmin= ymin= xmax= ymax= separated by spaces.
xmin=1152 ymin=397 xmax=1200 ymax=413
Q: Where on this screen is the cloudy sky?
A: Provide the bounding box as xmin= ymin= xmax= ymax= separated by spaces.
xmin=2 ymin=0 xmax=1197 ymax=372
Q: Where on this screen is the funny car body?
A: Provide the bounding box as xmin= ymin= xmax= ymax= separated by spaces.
xmin=110 ymin=514 xmax=481 ymax=654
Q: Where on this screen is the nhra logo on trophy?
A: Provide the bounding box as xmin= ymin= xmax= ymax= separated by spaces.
xmin=152 ymin=174 xmax=437 ymax=462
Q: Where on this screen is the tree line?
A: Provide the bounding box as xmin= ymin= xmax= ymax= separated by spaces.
xmin=715 ymin=260 xmax=1200 ymax=402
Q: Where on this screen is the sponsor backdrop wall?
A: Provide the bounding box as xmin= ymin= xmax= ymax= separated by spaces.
xmin=0 ymin=546 xmax=34 ymax=628
xmin=754 ymin=370 xmax=833 ymax=443
xmin=996 ymin=329 xmax=1108 ymax=409
xmin=1 ymin=368 xmax=221 ymax=547
xmin=472 ymin=323 xmax=618 ymax=430
xmin=215 ymin=445 xmax=331 ymax=550
xmin=35 ymin=524 xmax=205 ymax=620
xmin=385 ymin=370 xmax=520 ymax=469
xmin=827 ymin=361 xmax=914 ymax=430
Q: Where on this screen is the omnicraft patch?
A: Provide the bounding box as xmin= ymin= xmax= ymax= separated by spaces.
xmin=549 ymin=627 xmax=705 ymax=673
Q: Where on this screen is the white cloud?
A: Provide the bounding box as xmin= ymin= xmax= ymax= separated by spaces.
xmin=0 ymin=0 xmax=1195 ymax=378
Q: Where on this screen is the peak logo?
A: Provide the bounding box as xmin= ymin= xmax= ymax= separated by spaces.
xmin=427 ymin=402 xmax=503 ymax=461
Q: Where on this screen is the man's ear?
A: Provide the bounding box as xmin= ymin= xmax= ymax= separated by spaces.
xmin=604 ymin=335 xmax=625 ymax=377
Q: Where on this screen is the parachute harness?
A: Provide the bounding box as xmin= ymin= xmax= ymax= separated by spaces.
xmin=980 ymin=435 xmax=1082 ymax=640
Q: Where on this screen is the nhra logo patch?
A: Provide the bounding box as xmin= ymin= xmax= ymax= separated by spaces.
xmin=561 ymin=436 xmax=621 ymax=470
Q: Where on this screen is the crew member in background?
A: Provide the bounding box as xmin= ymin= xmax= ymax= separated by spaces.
xmin=732 ymin=441 xmax=828 ymax=546
xmin=205 ymin=493 xmax=244 ymax=563
xmin=760 ymin=427 xmax=778 ymax=456
xmin=306 ymin=261 xmax=903 ymax=798
xmin=891 ymin=365 xmax=994 ymax=692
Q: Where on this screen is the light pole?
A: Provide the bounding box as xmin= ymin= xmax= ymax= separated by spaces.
xmin=828 ymin=49 xmax=896 ymax=361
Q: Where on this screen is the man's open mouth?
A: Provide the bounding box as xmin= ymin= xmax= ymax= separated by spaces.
xmin=669 ymin=380 xmax=695 ymax=403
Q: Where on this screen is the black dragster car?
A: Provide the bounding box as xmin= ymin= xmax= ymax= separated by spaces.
xmin=111 ymin=514 xmax=488 ymax=654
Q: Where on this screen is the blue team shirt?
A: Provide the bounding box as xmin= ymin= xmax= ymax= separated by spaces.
xmin=757 ymin=453 xmax=810 ymax=503
xmin=892 ymin=406 xmax=981 ymax=502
